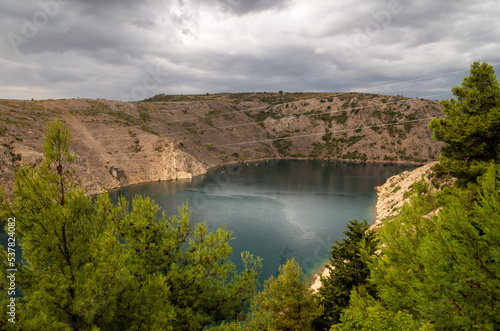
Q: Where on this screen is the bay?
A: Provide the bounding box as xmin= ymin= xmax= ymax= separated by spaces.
xmin=107 ymin=160 xmax=415 ymax=284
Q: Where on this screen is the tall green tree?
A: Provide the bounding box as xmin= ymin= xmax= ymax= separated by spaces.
xmin=0 ymin=119 xmax=262 ymax=330
xmin=429 ymin=61 xmax=500 ymax=184
xmin=0 ymin=118 xmax=118 ymax=330
xmin=249 ymin=258 xmax=322 ymax=331
xmin=315 ymin=219 xmax=378 ymax=329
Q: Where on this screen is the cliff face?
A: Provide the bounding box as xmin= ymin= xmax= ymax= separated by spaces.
xmin=373 ymin=161 xmax=456 ymax=229
xmin=373 ymin=162 xmax=437 ymax=228
xmin=0 ymin=93 xmax=444 ymax=195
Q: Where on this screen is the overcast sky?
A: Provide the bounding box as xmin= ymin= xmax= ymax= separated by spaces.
xmin=1 ymin=0 xmax=499 ymax=101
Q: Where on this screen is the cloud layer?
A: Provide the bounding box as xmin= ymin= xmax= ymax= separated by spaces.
xmin=1 ymin=0 xmax=499 ymax=101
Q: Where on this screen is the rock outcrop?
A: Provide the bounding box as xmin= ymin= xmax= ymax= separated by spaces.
xmin=373 ymin=161 xmax=436 ymax=228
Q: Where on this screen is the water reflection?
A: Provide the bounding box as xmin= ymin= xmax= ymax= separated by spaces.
xmin=0 ymin=160 xmax=416 ymax=285
xmin=108 ymin=160 xmax=415 ymax=283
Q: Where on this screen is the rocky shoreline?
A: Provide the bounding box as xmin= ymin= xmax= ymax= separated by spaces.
xmin=309 ymin=161 xmax=438 ymax=293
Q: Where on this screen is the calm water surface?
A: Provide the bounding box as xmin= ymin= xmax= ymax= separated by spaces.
xmin=108 ymin=160 xmax=415 ymax=283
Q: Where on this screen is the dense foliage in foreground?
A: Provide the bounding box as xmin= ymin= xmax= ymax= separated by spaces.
xmin=429 ymin=61 xmax=500 ymax=185
xmin=0 ymin=119 xmax=263 ymax=330
xmin=334 ymin=166 xmax=500 ymax=330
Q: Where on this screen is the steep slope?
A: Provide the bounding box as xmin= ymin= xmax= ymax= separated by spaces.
xmin=0 ymin=92 xmax=444 ymax=195
xmin=373 ymin=160 xmax=455 ymax=228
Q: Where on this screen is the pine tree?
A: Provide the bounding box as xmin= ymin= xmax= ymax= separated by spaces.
xmin=0 ymin=118 xmax=122 ymax=330
xmin=0 ymin=119 xmax=262 ymax=330
xmin=249 ymin=258 xmax=322 ymax=331
xmin=331 ymin=286 xmax=434 ymax=331
xmin=315 ymin=219 xmax=378 ymax=329
xmin=429 ymin=61 xmax=500 ymax=184
xmin=362 ymin=165 xmax=500 ymax=330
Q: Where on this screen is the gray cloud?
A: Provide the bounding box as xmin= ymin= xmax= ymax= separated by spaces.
xmin=170 ymin=11 xmax=195 ymax=36
xmin=0 ymin=0 xmax=498 ymax=101
xmin=216 ymin=0 xmax=291 ymax=15
xmin=132 ymin=18 xmax=157 ymax=29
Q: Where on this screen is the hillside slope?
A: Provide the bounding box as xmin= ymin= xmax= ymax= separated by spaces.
xmin=0 ymin=92 xmax=444 ymax=195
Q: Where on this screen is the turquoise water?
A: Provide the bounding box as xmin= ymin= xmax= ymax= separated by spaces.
xmin=107 ymin=160 xmax=415 ymax=283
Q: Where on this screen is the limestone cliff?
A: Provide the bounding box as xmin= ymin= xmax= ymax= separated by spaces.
xmin=373 ymin=162 xmax=436 ymax=228
xmin=372 ymin=161 xmax=454 ymax=229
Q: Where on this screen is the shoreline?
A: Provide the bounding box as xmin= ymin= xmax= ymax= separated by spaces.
xmin=307 ymin=162 xmax=435 ymax=293
xmin=209 ymin=156 xmax=427 ymax=170
xmin=309 ymin=264 xmax=331 ymax=293
xmin=102 ymin=157 xmax=424 ymax=196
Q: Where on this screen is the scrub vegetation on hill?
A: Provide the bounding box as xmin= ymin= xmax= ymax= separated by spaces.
xmin=0 ymin=61 xmax=499 ymax=330
xmin=0 ymin=90 xmax=443 ymax=197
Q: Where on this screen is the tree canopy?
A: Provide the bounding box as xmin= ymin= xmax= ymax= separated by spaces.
xmin=332 ymin=165 xmax=500 ymax=330
xmin=429 ymin=61 xmax=500 ymax=184
xmin=249 ymin=257 xmax=322 ymax=331
xmin=315 ymin=219 xmax=378 ymax=329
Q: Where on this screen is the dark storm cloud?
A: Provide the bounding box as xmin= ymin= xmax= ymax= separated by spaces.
xmin=215 ymin=0 xmax=291 ymax=15
xmin=70 ymin=0 xmax=157 ymax=17
xmin=132 ymin=18 xmax=157 ymax=29
xmin=383 ymin=0 xmax=494 ymax=48
xmin=1 ymin=1 xmax=165 ymax=63
xmin=0 ymin=0 xmax=498 ymax=100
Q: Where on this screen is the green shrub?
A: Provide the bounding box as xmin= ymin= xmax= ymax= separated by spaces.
xmin=333 ymin=111 xmax=348 ymax=124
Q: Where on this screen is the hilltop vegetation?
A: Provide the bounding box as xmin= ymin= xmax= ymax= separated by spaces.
xmin=142 ymin=91 xmax=334 ymax=105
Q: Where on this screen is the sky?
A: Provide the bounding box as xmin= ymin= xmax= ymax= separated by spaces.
xmin=0 ymin=0 xmax=499 ymax=101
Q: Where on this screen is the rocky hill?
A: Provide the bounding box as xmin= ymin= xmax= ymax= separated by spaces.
xmin=0 ymin=92 xmax=444 ymax=195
